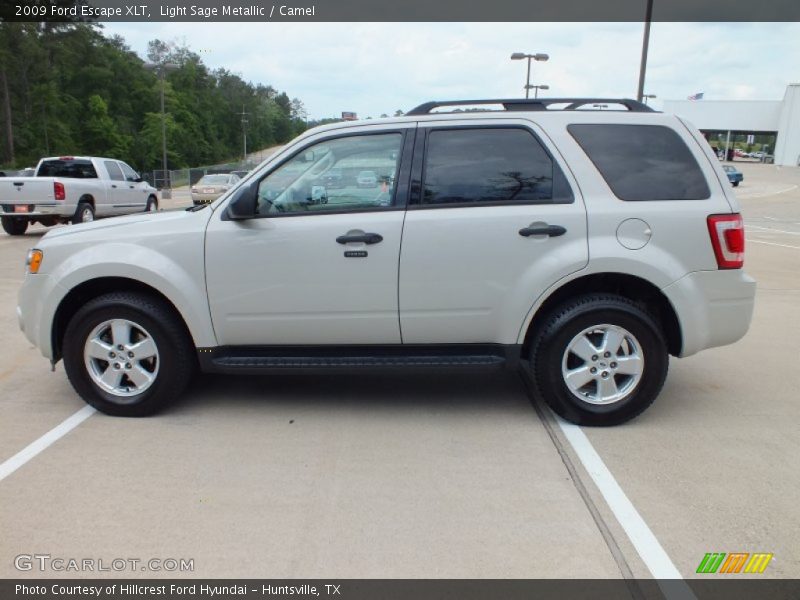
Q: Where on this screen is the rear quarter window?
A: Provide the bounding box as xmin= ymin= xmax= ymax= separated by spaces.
xmin=568 ymin=124 xmax=711 ymax=201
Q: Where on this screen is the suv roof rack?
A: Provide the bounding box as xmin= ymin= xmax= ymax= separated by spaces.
xmin=406 ymin=98 xmax=655 ymax=116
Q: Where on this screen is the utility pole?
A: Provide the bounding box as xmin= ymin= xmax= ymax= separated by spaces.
xmin=239 ymin=104 xmax=248 ymax=163
xmin=636 ymin=0 xmax=654 ymax=102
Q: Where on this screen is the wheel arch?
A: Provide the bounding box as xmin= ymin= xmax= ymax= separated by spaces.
xmin=52 ymin=277 xmax=193 ymax=363
xmin=78 ymin=194 xmax=95 ymax=208
xmin=520 ymin=272 xmax=682 ymax=359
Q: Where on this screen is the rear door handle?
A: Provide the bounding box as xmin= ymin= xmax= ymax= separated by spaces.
xmin=111 ymin=184 xmax=117 ymax=188
xmin=336 ymin=232 xmax=383 ymax=245
xmin=519 ymin=225 xmax=567 ymax=237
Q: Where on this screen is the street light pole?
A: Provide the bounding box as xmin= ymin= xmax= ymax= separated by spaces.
xmin=511 ymin=52 xmax=549 ymax=99
xmin=159 ymin=68 xmax=169 ymax=198
xmin=145 ymin=61 xmax=178 ymax=199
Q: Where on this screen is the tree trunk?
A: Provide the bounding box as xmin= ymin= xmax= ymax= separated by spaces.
xmin=0 ymin=67 xmax=14 ymax=165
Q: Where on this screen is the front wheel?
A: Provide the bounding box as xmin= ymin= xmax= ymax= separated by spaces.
xmin=145 ymin=195 xmax=158 ymax=211
xmin=63 ymin=292 xmax=195 ymax=416
xmin=1 ymin=217 xmax=28 ymax=235
xmin=527 ymin=294 xmax=668 ymax=426
xmin=732 ymin=181 xmax=740 ymax=187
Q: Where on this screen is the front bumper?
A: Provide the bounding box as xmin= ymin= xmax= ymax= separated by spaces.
xmin=662 ymin=269 xmax=756 ymax=357
xmin=18 ymin=272 xmax=57 ymax=360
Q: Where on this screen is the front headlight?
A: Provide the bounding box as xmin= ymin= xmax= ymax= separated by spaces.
xmin=26 ymin=249 xmax=43 ymax=274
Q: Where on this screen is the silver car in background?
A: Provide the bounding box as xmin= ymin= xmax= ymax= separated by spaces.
xmin=191 ymin=173 xmax=241 ymax=205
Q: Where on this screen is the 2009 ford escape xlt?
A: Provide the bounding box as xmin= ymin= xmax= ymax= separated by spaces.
xmin=17 ymin=98 xmax=756 ymax=425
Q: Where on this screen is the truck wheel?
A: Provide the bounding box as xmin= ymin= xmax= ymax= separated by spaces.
xmin=73 ymin=202 xmax=95 ymax=224
xmin=1 ymin=217 xmax=28 ymax=236
xmin=527 ymin=294 xmax=668 ymax=426
xmin=62 ymin=292 xmax=195 ymax=417
xmin=732 ymin=181 xmax=740 ymax=187
xmin=145 ymin=195 xmax=158 ymax=212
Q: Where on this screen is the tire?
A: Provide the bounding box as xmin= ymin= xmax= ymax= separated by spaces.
xmin=1 ymin=217 xmax=28 ymax=236
xmin=733 ymin=181 xmax=740 ymax=187
xmin=72 ymin=201 xmax=95 ymax=224
xmin=527 ymin=294 xmax=668 ymax=426
xmin=62 ymin=292 xmax=195 ymax=417
xmin=145 ymin=195 xmax=158 ymax=212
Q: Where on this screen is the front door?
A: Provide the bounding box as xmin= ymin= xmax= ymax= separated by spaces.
xmin=205 ymin=126 xmax=414 ymax=346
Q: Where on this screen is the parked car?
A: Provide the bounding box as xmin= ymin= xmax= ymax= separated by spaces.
xmin=356 ymin=170 xmax=378 ymax=187
xmin=722 ymin=165 xmax=743 ymax=187
xmin=0 ymin=156 xmax=157 ymax=236
xmin=323 ymin=168 xmax=345 ymax=188
xmin=191 ymin=173 xmax=241 ymax=205
xmin=17 ymin=97 xmax=755 ymax=425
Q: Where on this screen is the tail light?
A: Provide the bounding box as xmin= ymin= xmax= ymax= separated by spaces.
xmin=53 ymin=181 xmax=65 ymax=201
xmin=707 ymin=213 xmax=744 ymax=269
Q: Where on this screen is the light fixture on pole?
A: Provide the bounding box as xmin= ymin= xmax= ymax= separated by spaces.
xmin=531 ymin=84 xmax=549 ymax=99
xmin=144 ymin=61 xmax=178 ymax=199
xmin=642 ymin=93 xmax=657 ymax=105
xmin=510 ymin=52 xmax=549 ymax=99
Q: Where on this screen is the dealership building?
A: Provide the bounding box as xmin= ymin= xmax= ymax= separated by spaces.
xmin=663 ymin=83 xmax=800 ymax=166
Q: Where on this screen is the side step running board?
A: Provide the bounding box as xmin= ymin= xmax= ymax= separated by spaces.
xmin=198 ymin=344 xmax=521 ymax=374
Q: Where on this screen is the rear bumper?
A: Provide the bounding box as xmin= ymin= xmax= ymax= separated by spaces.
xmin=2 ymin=203 xmax=72 ymax=218
xmin=662 ymin=269 xmax=756 ymax=357
xmin=191 ymin=193 xmax=223 ymax=203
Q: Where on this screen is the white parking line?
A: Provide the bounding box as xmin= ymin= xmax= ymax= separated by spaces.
xmin=747 ymin=238 xmax=800 ymax=250
xmin=747 ymin=224 xmax=800 ymax=236
xmin=0 ymin=405 xmax=95 ymax=482
xmin=556 ymin=417 xmax=684 ymax=580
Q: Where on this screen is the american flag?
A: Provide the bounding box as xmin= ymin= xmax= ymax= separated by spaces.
xmin=687 ymin=92 xmax=704 ymax=101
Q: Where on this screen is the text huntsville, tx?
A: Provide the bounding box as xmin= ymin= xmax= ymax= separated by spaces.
xmin=14 ymin=4 xmax=317 ymax=19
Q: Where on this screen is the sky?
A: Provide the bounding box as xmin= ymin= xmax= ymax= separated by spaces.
xmin=102 ymin=22 xmax=800 ymax=119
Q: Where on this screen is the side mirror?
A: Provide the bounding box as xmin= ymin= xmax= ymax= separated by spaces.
xmin=226 ymin=184 xmax=258 ymax=220
xmin=134 ymin=177 xmax=143 ymax=183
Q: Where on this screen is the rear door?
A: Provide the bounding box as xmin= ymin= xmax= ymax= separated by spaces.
xmin=398 ymin=119 xmax=588 ymax=345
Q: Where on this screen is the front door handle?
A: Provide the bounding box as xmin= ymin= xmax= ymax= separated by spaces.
xmin=519 ymin=224 xmax=567 ymax=237
xmin=336 ymin=232 xmax=383 ymax=245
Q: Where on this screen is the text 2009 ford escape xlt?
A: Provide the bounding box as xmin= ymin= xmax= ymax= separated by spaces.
xmin=17 ymin=98 xmax=756 ymax=425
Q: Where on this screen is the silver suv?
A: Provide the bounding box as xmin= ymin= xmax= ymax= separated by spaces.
xmin=17 ymin=98 xmax=756 ymax=425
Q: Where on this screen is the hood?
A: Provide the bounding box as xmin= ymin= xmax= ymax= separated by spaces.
xmin=42 ymin=208 xmax=208 ymax=241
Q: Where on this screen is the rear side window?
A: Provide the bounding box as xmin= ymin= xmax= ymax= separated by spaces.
xmin=36 ymin=159 xmax=97 ymax=179
xmin=568 ymin=124 xmax=710 ymax=201
xmin=420 ymin=127 xmax=573 ymax=206
xmin=104 ymin=161 xmax=125 ymax=181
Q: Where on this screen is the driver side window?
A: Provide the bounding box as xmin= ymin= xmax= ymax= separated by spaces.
xmin=256 ymin=132 xmax=403 ymax=215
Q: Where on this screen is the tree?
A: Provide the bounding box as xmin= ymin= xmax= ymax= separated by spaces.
xmin=83 ymin=95 xmax=131 ymax=157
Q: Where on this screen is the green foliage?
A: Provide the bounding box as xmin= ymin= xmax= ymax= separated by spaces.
xmin=0 ymin=24 xmax=304 ymax=171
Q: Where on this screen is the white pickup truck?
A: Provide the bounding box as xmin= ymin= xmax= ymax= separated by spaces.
xmin=0 ymin=156 xmax=159 ymax=235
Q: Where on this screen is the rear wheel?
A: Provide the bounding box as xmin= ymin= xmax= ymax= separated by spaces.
xmin=732 ymin=181 xmax=740 ymax=187
xmin=1 ymin=217 xmax=28 ymax=236
xmin=72 ymin=202 xmax=95 ymax=224
xmin=528 ymin=294 xmax=668 ymax=426
xmin=63 ymin=292 xmax=195 ymax=416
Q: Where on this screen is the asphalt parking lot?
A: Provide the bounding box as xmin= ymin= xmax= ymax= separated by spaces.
xmin=0 ymin=162 xmax=798 ymax=581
